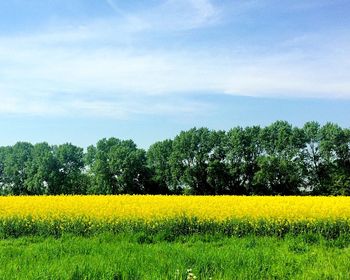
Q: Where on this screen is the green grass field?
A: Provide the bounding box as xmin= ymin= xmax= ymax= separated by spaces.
xmin=0 ymin=233 xmax=349 ymax=280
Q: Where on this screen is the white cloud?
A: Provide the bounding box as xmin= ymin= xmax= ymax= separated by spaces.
xmin=0 ymin=1 xmax=349 ymax=118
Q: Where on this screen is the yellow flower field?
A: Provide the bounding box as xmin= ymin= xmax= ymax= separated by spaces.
xmin=0 ymin=195 xmax=349 ymax=238
xmin=0 ymin=195 xmax=349 ymax=222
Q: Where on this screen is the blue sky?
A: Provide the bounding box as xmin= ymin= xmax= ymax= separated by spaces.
xmin=0 ymin=0 xmax=349 ymax=148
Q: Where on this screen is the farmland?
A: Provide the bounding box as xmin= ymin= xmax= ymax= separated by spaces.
xmin=0 ymin=195 xmax=349 ymax=279
xmin=0 ymin=195 xmax=350 ymax=238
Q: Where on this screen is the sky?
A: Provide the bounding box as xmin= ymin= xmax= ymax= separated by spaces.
xmin=0 ymin=0 xmax=349 ymax=149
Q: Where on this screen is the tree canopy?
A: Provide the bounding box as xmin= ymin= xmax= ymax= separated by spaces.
xmin=0 ymin=121 xmax=349 ymax=196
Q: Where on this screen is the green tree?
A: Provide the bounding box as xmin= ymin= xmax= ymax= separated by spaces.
xmin=254 ymin=121 xmax=304 ymax=195
xmin=225 ymin=126 xmax=262 ymax=194
xmin=86 ymin=138 xmax=148 ymax=194
xmin=53 ymin=143 xmax=86 ymax=194
xmin=147 ymin=139 xmax=173 ymax=194
xmin=25 ymin=143 xmax=57 ymax=195
xmin=301 ymin=122 xmax=328 ymax=194
xmin=0 ymin=146 xmax=11 ymax=194
xmin=3 ymin=142 xmax=33 ymax=195
xmin=319 ymin=123 xmax=350 ymax=195
xmin=170 ymin=128 xmax=220 ymax=194
xmin=206 ymin=130 xmax=230 ymax=194
xmin=108 ymin=140 xmax=148 ymax=194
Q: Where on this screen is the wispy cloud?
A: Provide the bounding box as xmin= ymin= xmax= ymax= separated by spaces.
xmin=105 ymin=0 xmax=124 ymax=15
xmin=150 ymin=0 xmax=220 ymax=30
xmin=105 ymin=0 xmax=220 ymax=31
xmin=0 ymin=0 xmax=349 ymax=118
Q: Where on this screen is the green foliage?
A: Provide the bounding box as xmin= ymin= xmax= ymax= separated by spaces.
xmin=86 ymin=138 xmax=149 ymax=194
xmin=170 ymin=128 xmax=224 ymax=194
xmin=254 ymin=121 xmax=304 ymax=195
xmin=0 ymin=142 xmax=87 ymax=195
xmin=53 ymin=143 xmax=86 ymax=194
xmin=225 ymin=126 xmax=261 ymax=194
xmin=146 ymin=139 xmax=173 ymax=194
xmin=25 ymin=142 xmax=55 ymax=195
xmin=0 ymin=121 xmax=349 ymax=196
xmin=2 ymin=142 xmax=33 ymax=195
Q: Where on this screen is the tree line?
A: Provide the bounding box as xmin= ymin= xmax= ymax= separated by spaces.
xmin=0 ymin=121 xmax=349 ymax=196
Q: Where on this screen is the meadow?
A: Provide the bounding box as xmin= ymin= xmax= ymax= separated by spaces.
xmin=0 ymin=233 xmax=350 ymax=279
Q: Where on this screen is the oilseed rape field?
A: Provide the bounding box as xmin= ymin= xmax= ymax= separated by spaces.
xmin=0 ymin=195 xmax=349 ymax=238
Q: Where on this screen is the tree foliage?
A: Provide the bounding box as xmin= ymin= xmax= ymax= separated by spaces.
xmin=86 ymin=138 xmax=149 ymax=194
xmin=0 ymin=121 xmax=349 ymax=195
